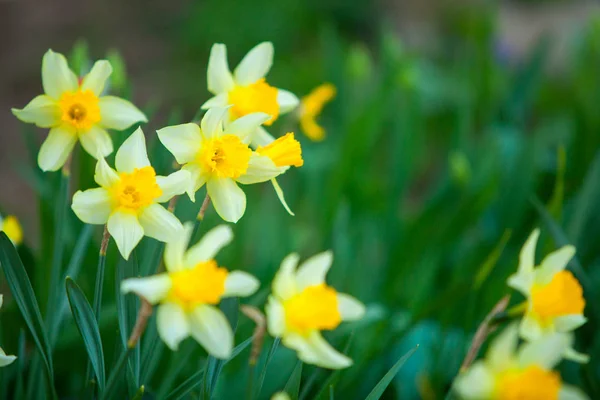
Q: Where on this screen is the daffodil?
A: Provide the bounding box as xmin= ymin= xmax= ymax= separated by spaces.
xmin=507 ymin=229 xmax=588 ymax=362
xmin=121 ymin=223 xmax=258 ymax=358
xmin=71 ymin=128 xmax=190 ymax=260
xmin=0 ymin=295 xmax=16 ymax=367
xmin=454 ymin=324 xmax=588 ymax=400
xmin=0 ymin=214 xmax=23 ymax=246
xmin=265 ymin=251 xmax=365 ymax=369
xmin=12 ymin=49 xmax=147 ymax=172
xmin=157 ymin=107 xmax=303 ymax=223
xmin=201 ymin=42 xmax=299 ymax=146
xmin=298 ymin=83 xmax=336 ymax=141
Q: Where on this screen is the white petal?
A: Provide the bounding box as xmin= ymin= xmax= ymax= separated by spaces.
xmin=224 ymin=112 xmax=271 ymax=143
xmin=79 ymin=126 xmax=113 ymax=159
xmin=156 ymin=170 xmax=192 ymax=203
xmin=0 ymin=295 xmax=3 ymax=309
xmin=185 ymin=224 xmax=233 ymax=266
xmin=236 ymin=154 xmax=285 ymax=185
xmin=138 ymin=204 xmax=183 ymax=243
xmin=224 ymin=271 xmax=259 ymax=297
xmin=94 ymin=157 xmax=120 ymax=187
xmin=121 ymin=274 xmax=172 ymax=305
xmin=206 ymin=178 xmax=246 ymax=223
xmin=207 ymin=44 xmax=235 ymax=94
xmin=266 ymin=296 xmax=285 ymax=337
xmin=271 ymin=178 xmax=294 ymax=216
xmin=164 ymin=222 xmax=194 ymax=273
xmin=201 ymin=94 xmax=229 ymax=110
xmin=337 ymin=293 xmax=365 ymax=322
xmin=115 ymin=128 xmax=150 ymax=173
xmin=42 ymin=49 xmax=77 ymax=99
xmin=519 ymin=229 xmax=540 ymax=274
xmin=535 ymin=245 xmax=576 ymax=285
xmin=277 ymin=89 xmax=299 ymax=114
xmin=99 ymin=96 xmax=147 ymax=131
xmin=506 ymin=271 xmax=534 ymax=296
xmin=251 ymin=126 xmax=276 ymax=147
xmin=12 ymin=95 xmax=61 ymax=128
xmin=107 ymin=210 xmax=144 ymax=260
xmin=71 ymin=188 xmax=113 ymax=225
xmin=564 ymin=347 xmax=590 ymax=364
xmin=554 ymin=315 xmax=587 ymax=332
xmin=285 ymin=331 xmax=352 ymax=369
xmin=487 ymin=323 xmax=518 ymax=371
xmin=559 ymin=385 xmax=590 ymax=400
xmin=518 ymin=332 xmax=570 ymax=369
xmin=37 ymin=126 xmax=77 ymax=172
xmin=234 ymin=42 xmax=274 ymax=86
xmin=200 ymin=107 xmax=228 ymax=139
xmin=157 ymin=303 xmax=190 ymax=350
xmin=519 ymin=312 xmax=544 ymax=341
xmin=295 ymin=251 xmax=333 ymax=291
xmin=189 ymin=305 xmax=233 ymax=359
xmin=0 ymin=347 xmax=16 ymax=368
xmin=182 ymin=163 xmax=208 ymax=201
xmin=81 ymin=60 xmax=112 ymax=96
xmin=273 ymin=253 xmax=300 ymax=300
xmin=453 ymin=362 xmax=495 ymax=400
xmin=156 ymin=123 xmax=202 ymax=164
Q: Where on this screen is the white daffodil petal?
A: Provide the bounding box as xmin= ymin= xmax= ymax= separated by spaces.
xmin=273 ymin=253 xmax=300 ymax=300
xmin=519 ymin=312 xmax=544 ymax=341
xmin=286 ymin=331 xmax=352 ymax=369
xmin=12 ymin=95 xmax=60 ymax=128
xmin=189 ymin=305 xmax=233 ymax=359
xmin=234 ymin=42 xmax=274 ymax=86
xmin=71 ymin=188 xmax=113 ymax=225
xmin=138 ymin=204 xmax=183 ymax=243
xmin=519 ymin=229 xmax=540 ymax=274
xmin=295 ymin=251 xmax=334 ymax=291
xmin=518 ymin=333 xmax=570 ymax=369
xmin=207 ymin=44 xmax=235 ymax=94
xmin=121 ymin=274 xmax=172 ymax=305
xmin=156 ymin=123 xmax=202 ymax=164
xmin=99 ymin=96 xmax=147 ymax=131
xmin=185 ymin=224 xmax=233 ymax=266
xmin=506 ymin=271 xmax=534 ymax=296
xmin=224 ymin=112 xmax=270 ymax=143
xmin=252 ymin=126 xmax=276 ymax=147
xmin=337 ymin=293 xmax=365 ymax=322
xmin=277 ymin=89 xmax=300 ymax=114
xmin=81 ymin=60 xmax=113 ymax=95
xmin=554 ymin=315 xmax=587 ymax=332
xmin=453 ymin=362 xmax=495 ymax=400
xmin=224 ymin=271 xmax=259 ymax=297
xmin=115 ymin=128 xmax=150 ymax=173
xmin=266 ymin=296 xmax=286 ymax=337
xmin=107 ymin=210 xmax=144 ymax=260
xmin=487 ymin=323 xmax=518 ymax=371
xmin=206 ymin=178 xmax=246 ymax=223
xmin=42 ymin=49 xmax=78 ymax=98
xmin=201 ymin=94 xmax=229 ymax=110
xmin=559 ymin=385 xmax=590 ymax=400
xmin=536 ymin=245 xmax=576 ymax=285
xmin=94 ymin=157 xmax=120 ymax=187
xmin=0 ymin=348 xmax=16 ymax=368
xmin=236 ymin=154 xmax=285 ymax=185
xmin=79 ymin=126 xmax=113 ymax=159
xmin=0 ymin=295 xmax=3 ymax=309
xmin=200 ymin=107 xmax=227 ymax=139
xmin=271 ymin=178 xmax=294 ymax=216
xmin=156 ymin=170 xmax=192 ymax=203
xmin=164 ymin=222 xmax=194 ymax=273
xmin=181 ymin=163 xmax=208 ymax=201
xmin=157 ymin=303 xmax=190 ymax=350
xmin=37 ymin=126 xmax=77 ymax=172
xmin=564 ymin=347 xmax=590 ymax=364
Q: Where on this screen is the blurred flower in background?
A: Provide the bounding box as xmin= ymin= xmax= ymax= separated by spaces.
xmin=0 ymin=214 xmax=22 ymax=246
xmin=298 ymin=83 xmax=336 ymax=141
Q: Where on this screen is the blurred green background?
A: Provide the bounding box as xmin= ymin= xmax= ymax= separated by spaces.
xmin=2 ymin=0 xmax=600 ymax=399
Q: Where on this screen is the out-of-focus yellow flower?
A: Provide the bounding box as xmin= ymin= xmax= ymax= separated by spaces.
xmin=454 ymin=324 xmax=588 ymax=400
xmin=71 ymin=128 xmax=190 ymax=260
xmin=507 ymin=229 xmax=588 ymax=363
xmin=157 ymin=107 xmax=303 ymax=223
xmin=265 ymin=251 xmax=365 ymax=369
xmin=201 ymin=42 xmax=299 ymax=147
xmin=12 ymin=49 xmax=147 ymax=172
xmin=0 ymin=214 xmax=23 ymax=246
xmin=121 ymin=223 xmax=258 ymax=358
xmin=0 ymin=295 xmax=16 ymax=367
xmin=298 ymin=84 xmax=336 ymax=141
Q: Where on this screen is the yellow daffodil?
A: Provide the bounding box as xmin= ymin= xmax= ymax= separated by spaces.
xmin=454 ymin=324 xmax=588 ymax=400
xmin=0 ymin=214 xmax=23 ymax=246
xmin=507 ymin=229 xmax=588 ymax=362
xmin=298 ymin=83 xmax=336 ymax=141
xmin=71 ymin=128 xmax=190 ymax=260
xmin=0 ymin=295 xmax=16 ymax=367
xmin=12 ymin=49 xmax=147 ymax=172
xmin=157 ymin=107 xmax=303 ymax=223
xmin=265 ymin=251 xmax=365 ymax=369
xmin=121 ymin=223 xmax=258 ymax=358
xmin=201 ymin=42 xmax=299 ymax=147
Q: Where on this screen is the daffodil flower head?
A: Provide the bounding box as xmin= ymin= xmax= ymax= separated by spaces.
xmin=298 ymin=83 xmax=336 ymax=141
xmin=0 ymin=214 xmax=23 ymax=246
xmin=507 ymin=229 xmax=588 ymax=362
xmin=0 ymin=295 xmax=17 ymax=367
xmin=156 ymin=107 xmax=303 ymax=223
xmin=71 ymin=128 xmax=190 ymax=260
xmin=454 ymin=324 xmax=588 ymax=400
xmin=201 ymin=42 xmax=300 ymax=147
xmin=265 ymin=251 xmax=365 ymax=369
xmin=12 ymin=49 xmax=147 ymax=172
xmin=121 ymin=223 xmax=259 ymax=358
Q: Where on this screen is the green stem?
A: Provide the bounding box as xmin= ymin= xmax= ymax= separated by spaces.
xmin=93 ymin=225 xmax=110 ymax=320
xmin=191 ymin=194 xmax=211 ymax=242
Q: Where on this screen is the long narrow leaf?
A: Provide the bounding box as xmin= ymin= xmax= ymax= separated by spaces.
xmin=284 ymin=361 xmax=303 ymax=400
xmin=364 ymin=346 xmax=418 ymax=400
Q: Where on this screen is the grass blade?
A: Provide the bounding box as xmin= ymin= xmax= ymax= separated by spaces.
xmin=284 ymin=361 xmax=303 ymax=400
xmin=101 ymin=348 xmax=131 ymax=400
xmin=364 ymin=346 xmax=418 ymax=400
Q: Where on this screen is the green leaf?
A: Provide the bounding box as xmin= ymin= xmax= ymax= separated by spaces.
xmin=65 ymin=278 xmax=106 ymax=391
xmin=101 ymin=347 xmax=131 ymax=400
xmin=473 ymin=229 xmax=512 ymax=289
xmin=253 ymin=337 xmax=281 ymax=399
xmin=313 ymin=333 xmax=354 ymax=400
xmin=283 ymin=361 xmax=303 ymax=400
xmin=364 ymin=346 xmax=418 ymax=400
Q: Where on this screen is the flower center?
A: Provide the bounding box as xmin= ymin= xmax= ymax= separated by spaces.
xmin=256 ymin=133 xmax=304 ymax=167
xmin=496 ymin=366 xmax=561 ymax=400
xmin=283 ymin=284 xmax=342 ymax=335
xmin=531 ymin=270 xmax=585 ymax=322
xmin=58 ymin=89 xmax=101 ymax=131
xmin=167 ymin=260 xmax=228 ymax=309
xmin=110 ymin=167 xmax=162 ymax=213
xmin=228 ymin=79 xmax=280 ymax=125
xmin=199 ymin=134 xmax=252 ymax=178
